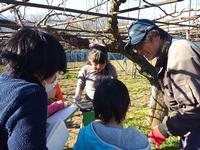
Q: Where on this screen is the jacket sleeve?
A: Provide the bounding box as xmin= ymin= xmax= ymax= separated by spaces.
xmin=54 ymin=83 xmax=64 ymax=100
xmin=164 ymin=40 xmax=200 ymax=136
xmin=74 ymin=67 xmax=86 ymax=100
xmin=111 ymin=64 xmax=118 ymax=79
xmin=47 ymin=100 xmax=64 ymax=117
xmin=6 ymin=89 xmax=48 ymax=150
xmin=73 ymin=128 xmax=84 ymax=150
xmin=108 ymin=63 xmax=118 ymax=79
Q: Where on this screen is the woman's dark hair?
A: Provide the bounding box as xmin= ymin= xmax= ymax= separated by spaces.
xmin=0 ymin=28 xmax=66 ymax=82
xmin=93 ymin=79 xmax=130 ymax=124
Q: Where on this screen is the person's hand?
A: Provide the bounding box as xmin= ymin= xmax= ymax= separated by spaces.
xmin=64 ymin=101 xmax=73 ymax=107
xmin=73 ymin=96 xmax=81 ymax=103
xmin=74 ymin=98 xmax=81 ymax=103
xmin=148 ymin=125 xmax=169 ymax=148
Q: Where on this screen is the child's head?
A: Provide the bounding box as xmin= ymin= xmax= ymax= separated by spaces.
xmin=0 ymin=28 xmax=66 ymax=82
xmin=94 ymin=78 xmax=130 ymax=124
xmin=88 ymin=49 xmax=108 ymax=72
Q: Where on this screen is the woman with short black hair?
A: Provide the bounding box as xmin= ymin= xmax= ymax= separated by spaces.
xmin=0 ymin=28 xmax=66 ymax=150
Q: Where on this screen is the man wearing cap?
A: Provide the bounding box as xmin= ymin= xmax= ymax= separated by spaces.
xmin=125 ymin=19 xmax=200 ymax=149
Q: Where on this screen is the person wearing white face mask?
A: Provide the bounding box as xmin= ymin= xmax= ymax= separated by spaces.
xmin=0 ymin=28 xmax=66 ymax=150
xmin=45 ymin=72 xmax=59 ymax=99
xmin=45 ymin=73 xmax=71 ymax=117
xmin=45 ymin=80 xmax=56 ymax=95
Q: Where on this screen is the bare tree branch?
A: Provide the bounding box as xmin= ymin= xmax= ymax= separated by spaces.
xmin=0 ymin=0 xmax=29 ymax=13
xmin=13 ymin=8 xmax=24 ymax=27
xmin=143 ymin=0 xmax=185 ymax=18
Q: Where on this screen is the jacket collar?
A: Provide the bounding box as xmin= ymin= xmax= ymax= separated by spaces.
xmin=155 ymin=34 xmax=172 ymax=78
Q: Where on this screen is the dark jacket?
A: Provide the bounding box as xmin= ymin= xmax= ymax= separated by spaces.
xmin=0 ymin=73 xmax=47 ymax=150
xmin=156 ymin=34 xmax=200 ymax=136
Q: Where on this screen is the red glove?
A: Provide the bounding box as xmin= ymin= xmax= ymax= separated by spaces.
xmin=148 ymin=125 xmax=169 ymax=148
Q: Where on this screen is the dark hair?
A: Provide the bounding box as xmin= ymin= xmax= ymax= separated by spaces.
xmin=88 ymin=49 xmax=108 ymax=65
xmin=146 ymin=28 xmax=167 ymax=41
xmin=93 ymin=79 xmax=130 ymax=124
xmin=0 ymin=28 xmax=66 ymax=82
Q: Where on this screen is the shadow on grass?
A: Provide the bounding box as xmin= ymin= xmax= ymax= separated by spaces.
xmin=65 ymin=121 xmax=80 ymax=129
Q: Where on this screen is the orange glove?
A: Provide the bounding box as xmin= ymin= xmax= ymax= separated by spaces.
xmin=54 ymin=83 xmax=64 ymax=100
xmin=148 ymin=125 xmax=169 ymax=148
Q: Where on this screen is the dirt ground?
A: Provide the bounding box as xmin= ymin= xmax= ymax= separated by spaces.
xmin=60 ymin=78 xmax=82 ymax=150
xmin=64 ymin=111 xmax=82 ymax=149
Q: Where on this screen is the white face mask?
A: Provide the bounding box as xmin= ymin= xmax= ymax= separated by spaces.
xmin=44 ymin=80 xmax=57 ymax=93
xmin=45 ymin=83 xmax=54 ymax=93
